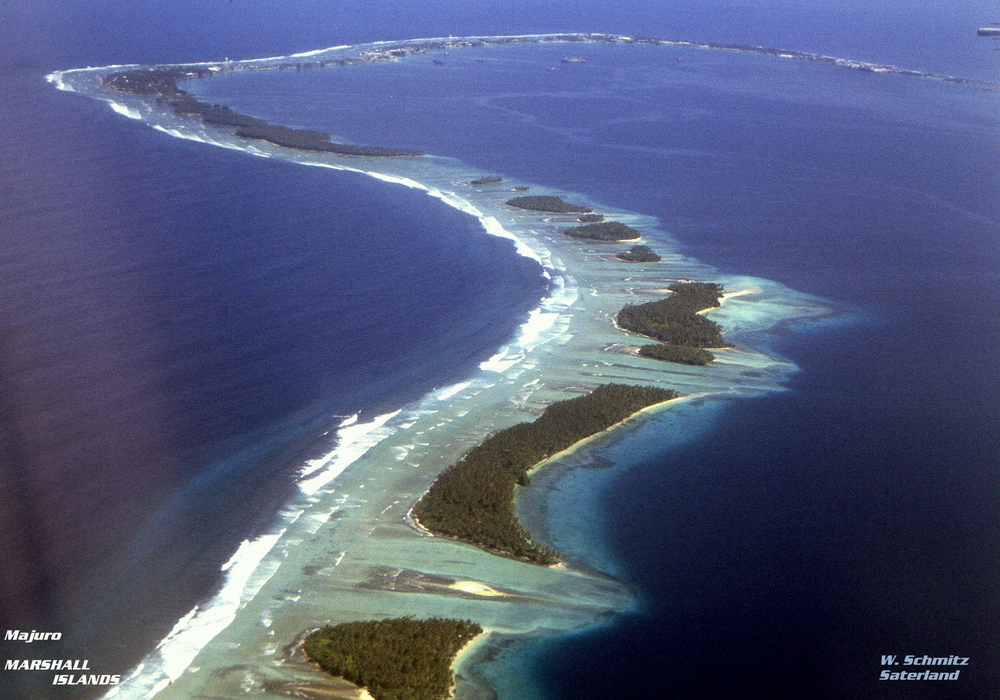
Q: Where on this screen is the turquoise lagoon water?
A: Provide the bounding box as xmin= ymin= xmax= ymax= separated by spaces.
xmin=3 ymin=4 xmax=998 ymax=697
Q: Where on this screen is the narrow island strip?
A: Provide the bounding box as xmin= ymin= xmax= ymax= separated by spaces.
xmin=304 ymin=617 xmax=482 ymax=700
xmin=103 ymin=68 xmax=422 ymax=157
xmin=412 ymin=383 xmax=679 ymax=565
xmin=90 ymin=31 xmax=1000 ymax=176
xmin=505 ymin=195 xmax=592 ymax=213
xmin=469 ymin=175 xmax=503 ymax=185
xmin=86 ymin=31 xmax=1000 ymax=170
xmin=296 ymin=287 xmax=732 ymax=694
xmin=617 ymin=281 xmax=728 ymax=365
xmin=48 ymin=33 xmax=854 ymax=699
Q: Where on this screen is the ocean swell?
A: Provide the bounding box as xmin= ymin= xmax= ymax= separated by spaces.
xmin=45 ymin=34 xmax=844 ymax=699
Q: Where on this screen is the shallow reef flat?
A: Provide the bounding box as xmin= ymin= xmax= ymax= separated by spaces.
xmin=50 ymin=36 xmax=838 ymax=699
xmin=135 ymin=187 xmax=829 ymax=699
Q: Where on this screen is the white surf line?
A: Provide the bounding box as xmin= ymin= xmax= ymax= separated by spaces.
xmin=104 ymin=534 xmax=284 ymax=699
xmin=102 ymin=408 xmax=408 ymax=699
xmin=52 ymin=30 xmax=999 ymax=105
xmin=60 ymin=34 xmax=838 ymax=698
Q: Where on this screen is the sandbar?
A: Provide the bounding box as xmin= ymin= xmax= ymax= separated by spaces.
xmin=47 ymin=35 xmax=841 ymax=700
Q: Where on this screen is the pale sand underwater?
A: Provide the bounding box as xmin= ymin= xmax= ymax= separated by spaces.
xmin=52 ymin=37 xmax=840 ymax=699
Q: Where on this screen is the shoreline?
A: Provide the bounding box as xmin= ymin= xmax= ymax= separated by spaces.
xmin=449 ymin=628 xmax=498 ymax=700
xmin=50 ymin=38 xmax=839 ymax=700
xmin=523 ymin=394 xmax=694 ymax=482
xmin=411 ymin=386 xmax=682 ymax=566
xmin=51 ymin=31 xmax=1000 ymax=98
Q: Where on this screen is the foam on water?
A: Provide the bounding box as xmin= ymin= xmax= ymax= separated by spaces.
xmin=97 ymin=338 xmax=583 ymax=698
xmin=44 ymin=71 xmax=74 ymax=92
xmin=108 ymin=101 xmax=142 ymax=120
xmin=297 ymin=410 xmax=401 ymax=496
xmin=50 ymin=35 xmax=844 ymax=698
xmin=102 ymin=405 xmax=411 ymax=698
xmin=297 ymin=414 xmax=357 ymax=479
xmin=105 ymin=533 xmax=284 ymax=699
xmin=432 ymin=381 xmax=472 ymax=402
xmin=151 ymin=124 xmax=235 ymax=150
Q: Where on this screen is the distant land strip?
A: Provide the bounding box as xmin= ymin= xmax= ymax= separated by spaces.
xmin=205 ymin=33 xmax=1000 ymax=91
xmin=103 ymin=68 xmax=422 ymax=156
xmin=97 ymin=32 xmax=1000 ymax=159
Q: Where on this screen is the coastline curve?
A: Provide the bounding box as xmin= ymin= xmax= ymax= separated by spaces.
xmin=47 ymin=34 xmax=847 ymax=700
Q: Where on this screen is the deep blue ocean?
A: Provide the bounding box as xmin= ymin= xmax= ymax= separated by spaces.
xmin=2 ymin=1 xmax=999 ymax=699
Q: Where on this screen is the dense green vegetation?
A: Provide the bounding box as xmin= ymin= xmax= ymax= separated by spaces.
xmin=506 ymin=195 xmax=592 ymax=213
xmin=167 ymin=93 xmax=421 ymax=155
xmin=469 ymin=176 xmax=503 ymax=185
xmin=563 ymin=221 xmax=641 ymax=241
xmin=414 ymin=384 xmax=678 ymax=564
xmin=617 ymin=245 xmax=661 ymax=262
xmin=578 ymin=213 xmax=605 ymax=223
xmin=104 ymin=69 xmax=421 ymax=157
xmin=638 ymin=344 xmax=714 ymax=365
xmin=104 ymin=67 xmax=204 ymax=95
xmin=304 ymin=617 xmax=482 ymax=700
xmin=616 ymin=282 xmax=727 ymax=348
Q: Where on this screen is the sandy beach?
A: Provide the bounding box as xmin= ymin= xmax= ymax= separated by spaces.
xmin=50 ymin=38 xmax=839 ymax=700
